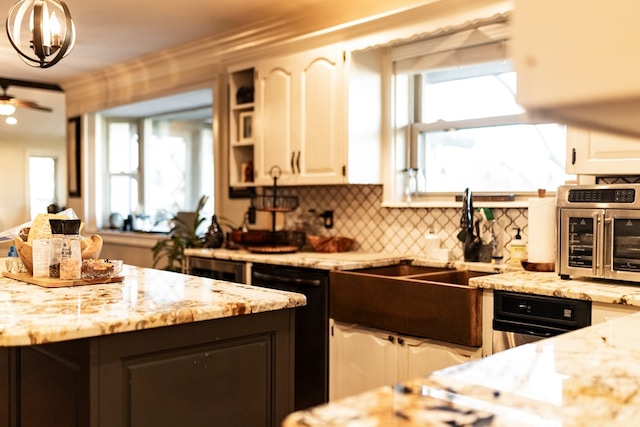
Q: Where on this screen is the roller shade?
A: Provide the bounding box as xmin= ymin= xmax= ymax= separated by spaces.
xmin=392 ymin=16 xmax=510 ymax=74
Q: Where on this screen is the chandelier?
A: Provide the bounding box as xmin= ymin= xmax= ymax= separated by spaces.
xmin=5 ymin=0 xmax=76 ymax=68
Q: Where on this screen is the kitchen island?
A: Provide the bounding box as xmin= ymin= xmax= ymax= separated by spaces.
xmin=0 ymin=265 xmax=305 ymax=427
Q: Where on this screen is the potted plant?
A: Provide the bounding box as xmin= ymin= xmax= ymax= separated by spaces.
xmin=152 ymin=195 xmax=210 ymax=272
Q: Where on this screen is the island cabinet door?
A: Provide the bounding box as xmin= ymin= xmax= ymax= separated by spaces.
xmin=95 ymin=309 xmax=295 ymax=427
xmin=0 ymin=340 xmax=92 ymax=427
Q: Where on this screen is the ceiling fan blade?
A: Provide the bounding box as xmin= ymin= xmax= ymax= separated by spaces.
xmin=0 ymin=78 xmax=62 ymax=92
xmin=10 ymin=99 xmax=53 ymax=112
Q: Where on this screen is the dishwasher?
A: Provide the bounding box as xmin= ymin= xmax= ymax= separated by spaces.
xmin=185 ymin=257 xmax=246 ymax=283
xmin=251 ymin=263 xmax=329 ymax=411
xmin=492 ymin=290 xmax=592 ymax=353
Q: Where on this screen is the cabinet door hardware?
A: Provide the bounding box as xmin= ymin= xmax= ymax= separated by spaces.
xmin=572 ymin=148 xmax=577 ymax=165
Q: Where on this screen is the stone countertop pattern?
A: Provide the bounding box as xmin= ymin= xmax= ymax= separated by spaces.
xmin=184 ymin=248 xmax=414 ymax=270
xmin=469 ymin=271 xmax=640 ymax=307
xmin=186 ymin=248 xmax=640 ymax=305
xmin=283 ymin=312 xmax=640 ymax=426
xmin=0 ymin=265 xmax=306 ymax=347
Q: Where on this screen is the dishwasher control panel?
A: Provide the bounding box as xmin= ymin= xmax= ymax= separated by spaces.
xmin=494 ymin=291 xmax=592 ymax=331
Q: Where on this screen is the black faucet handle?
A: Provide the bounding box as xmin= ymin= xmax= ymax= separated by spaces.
xmin=460 ymin=188 xmax=472 ymax=228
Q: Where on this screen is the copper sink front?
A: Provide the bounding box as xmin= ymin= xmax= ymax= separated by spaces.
xmin=329 ymin=268 xmax=490 ymax=347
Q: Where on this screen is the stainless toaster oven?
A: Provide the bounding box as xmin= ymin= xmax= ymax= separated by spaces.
xmin=557 ymin=184 xmax=640 ymax=282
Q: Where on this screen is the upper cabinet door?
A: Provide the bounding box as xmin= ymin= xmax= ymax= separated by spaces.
xmin=566 ymin=127 xmax=640 ymax=175
xmin=296 ymin=46 xmax=347 ymax=185
xmin=514 ymin=0 xmax=640 ymax=138
xmin=254 ymin=62 xmax=296 ymax=185
xmin=253 ymin=44 xmax=347 ymax=186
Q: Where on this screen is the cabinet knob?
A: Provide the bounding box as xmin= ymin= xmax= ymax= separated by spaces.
xmin=397 ymin=337 xmax=405 ymax=346
xmin=388 ymin=335 xmax=395 ymax=343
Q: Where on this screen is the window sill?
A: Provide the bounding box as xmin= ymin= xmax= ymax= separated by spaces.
xmin=381 ymin=196 xmax=541 ymax=209
xmin=97 ymin=229 xmax=168 ymax=248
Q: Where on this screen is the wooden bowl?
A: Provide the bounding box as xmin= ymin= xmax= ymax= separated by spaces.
xmin=307 ymin=235 xmax=354 ymax=253
xmin=521 ymin=260 xmax=555 ymax=272
xmin=14 ymin=237 xmax=33 ymax=274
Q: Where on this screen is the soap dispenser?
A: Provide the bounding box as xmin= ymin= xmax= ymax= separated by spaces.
xmin=509 ymin=228 xmax=527 ymax=265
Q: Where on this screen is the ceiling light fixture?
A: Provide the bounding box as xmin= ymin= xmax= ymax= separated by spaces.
xmin=0 ymin=104 xmax=17 ymax=116
xmin=5 ymin=0 xmax=76 ymax=68
xmin=5 ymin=116 xmax=18 ymax=125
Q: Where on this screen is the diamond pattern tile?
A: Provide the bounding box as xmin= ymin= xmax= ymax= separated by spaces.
xmin=283 ymin=185 xmax=528 ymax=263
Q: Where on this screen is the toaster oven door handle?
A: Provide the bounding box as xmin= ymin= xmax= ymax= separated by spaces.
xmin=597 ymin=213 xmax=608 ymax=277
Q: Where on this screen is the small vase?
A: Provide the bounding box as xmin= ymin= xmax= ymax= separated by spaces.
xmin=204 ymin=215 xmax=224 ymax=248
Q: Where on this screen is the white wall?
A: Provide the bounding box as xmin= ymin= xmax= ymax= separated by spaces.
xmin=0 ymin=135 xmax=66 ymax=253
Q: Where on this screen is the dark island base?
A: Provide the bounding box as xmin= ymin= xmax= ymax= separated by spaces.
xmin=0 ymin=309 xmax=295 ymax=427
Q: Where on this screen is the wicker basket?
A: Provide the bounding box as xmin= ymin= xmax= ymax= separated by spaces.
xmin=307 ymin=235 xmax=354 ymax=253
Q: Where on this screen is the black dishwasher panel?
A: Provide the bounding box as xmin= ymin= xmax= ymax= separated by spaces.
xmin=251 ymin=263 xmax=329 ymax=411
xmin=188 ymin=258 xmax=246 ymax=283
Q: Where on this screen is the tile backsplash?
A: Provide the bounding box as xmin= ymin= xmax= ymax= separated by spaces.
xmin=279 ymin=185 xmax=528 ymax=263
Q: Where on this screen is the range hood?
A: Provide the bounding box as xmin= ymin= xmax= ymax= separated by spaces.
xmin=513 ymin=0 xmax=640 ymax=139
xmin=523 ymin=99 xmax=640 ymax=140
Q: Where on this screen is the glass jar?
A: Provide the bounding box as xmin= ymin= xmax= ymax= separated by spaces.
xmin=49 ymin=219 xmax=82 ymax=279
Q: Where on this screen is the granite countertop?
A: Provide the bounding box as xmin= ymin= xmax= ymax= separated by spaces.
xmin=189 ymin=247 xmax=640 ymax=306
xmin=0 ymin=265 xmax=306 ymax=347
xmin=183 ymin=248 xmax=525 ymax=272
xmin=469 ymin=270 xmax=640 ymax=307
xmin=184 ymin=248 xmax=413 ymax=270
xmin=283 ymin=311 xmax=640 ymax=426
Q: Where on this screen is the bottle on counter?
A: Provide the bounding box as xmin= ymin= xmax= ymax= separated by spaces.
xmin=424 ymin=229 xmax=441 ymax=258
xmin=509 ymin=228 xmax=527 ymax=266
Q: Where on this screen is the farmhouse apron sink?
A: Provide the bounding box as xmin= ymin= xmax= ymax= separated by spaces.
xmin=329 ymin=266 xmax=494 ymax=347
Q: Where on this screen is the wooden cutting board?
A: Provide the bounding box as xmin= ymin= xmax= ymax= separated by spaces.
xmin=1 ymin=271 xmax=124 ymax=288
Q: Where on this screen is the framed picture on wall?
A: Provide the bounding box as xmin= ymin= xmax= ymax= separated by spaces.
xmin=239 ymin=112 xmax=253 ymax=143
xmin=67 ymin=116 xmax=81 ymax=197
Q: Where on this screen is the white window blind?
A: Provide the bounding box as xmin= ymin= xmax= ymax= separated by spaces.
xmin=392 ymin=15 xmax=510 ymax=74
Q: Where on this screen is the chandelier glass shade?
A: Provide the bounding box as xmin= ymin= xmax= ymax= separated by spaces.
xmin=5 ymin=0 xmax=76 ymax=68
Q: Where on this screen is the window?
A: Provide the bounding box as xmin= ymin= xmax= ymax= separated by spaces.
xmin=391 ymin=16 xmax=572 ymax=203
xmin=104 ymin=107 xmax=213 ymax=231
xmin=28 ymin=155 xmax=58 ymax=219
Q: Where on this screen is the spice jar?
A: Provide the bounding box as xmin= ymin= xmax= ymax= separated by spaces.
xmin=49 ymin=219 xmax=82 ymax=279
xmin=49 ymin=219 xmax=64 ymax=278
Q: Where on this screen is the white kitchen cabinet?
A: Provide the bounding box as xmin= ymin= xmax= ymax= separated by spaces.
xmin=329 ymin=320 xmax=397 ymax=400
xmin=566 ymin=127 xmax=640 ymax=176
xmin=592 ymin=302 xmax=640 ymax=325
xmin=244 ymin=45 xmax=382 ymax=186
xmin=254 ymin=44 xmax=347 ymax=185
xmin=329 ymin=320 xmax=481 ymax=401
xmin=513 ymin=0 xmax=640 ymax=137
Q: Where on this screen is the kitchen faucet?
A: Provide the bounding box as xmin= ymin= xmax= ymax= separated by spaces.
xmin=460 ymin=188 xmax=482 ymax=262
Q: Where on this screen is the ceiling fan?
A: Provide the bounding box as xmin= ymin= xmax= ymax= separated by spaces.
xmin=0 ymin=78 xmax=63 ymax=115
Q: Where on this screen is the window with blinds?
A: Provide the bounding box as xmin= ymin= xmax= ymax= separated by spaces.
xmin=390 ymin=14 xmax=571 ymax=202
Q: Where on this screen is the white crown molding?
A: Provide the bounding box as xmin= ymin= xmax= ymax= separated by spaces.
xmin=64 ymin=0 xmax=513 ymax=116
